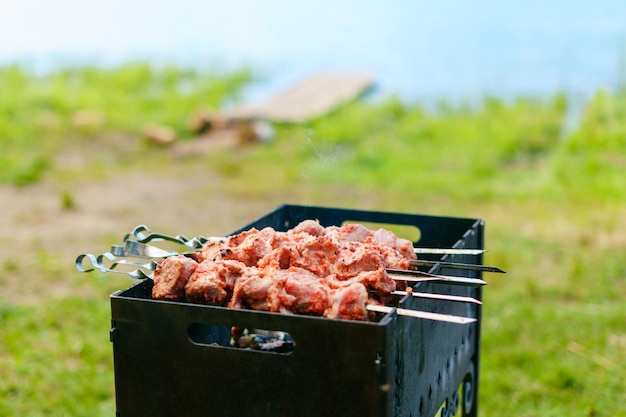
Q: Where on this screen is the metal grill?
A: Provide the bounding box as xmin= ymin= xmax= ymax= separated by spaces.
xmin=108 ymin=205 xmax=484 ymax=417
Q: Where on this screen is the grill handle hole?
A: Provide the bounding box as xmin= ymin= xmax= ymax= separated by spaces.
xmin=187 ymin=322 xmax=295 ymax=355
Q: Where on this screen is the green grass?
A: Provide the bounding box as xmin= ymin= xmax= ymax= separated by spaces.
xmin=0 ymin=63 xmax=253 ymax=185
xmin=0 ymin=298 xmax=115 ymax=417
xmin=1 ymin=63 xmax=625 ymax=416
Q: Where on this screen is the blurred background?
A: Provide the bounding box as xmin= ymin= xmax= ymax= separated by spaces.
xmin=2 ymin=0 xmax=625 ymax=101
xmin=1 ymin=1 xmax=625 ymax=416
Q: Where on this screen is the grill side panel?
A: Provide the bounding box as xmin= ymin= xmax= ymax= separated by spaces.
xmin=394 ymin=219 xmax=483 ymax=417
xmin=111 ymin=281 xmax=392 ymax=417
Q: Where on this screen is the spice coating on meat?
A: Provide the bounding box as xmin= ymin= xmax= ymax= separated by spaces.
xmin=328 ymin=268 xmax=397 ymax=295
xmin=224 ymin=232 xmax=272 ymax=267
xmin=185 ymin=259 xmax=247 ymax=305
xmin=196 ymin=240 xmax=230 ymax=263
xmin=151 ymin=220 xmax=417 ymax=321
xmin=291 ymin=219 xmax=326 ymax=236
xmin=276 ymin=268 xmax=331 ymax=315
xmin=152 ymin=255 xmax=198 ymax=301
xmin=372 ymin=228 xmax=416 ymax=261
xmin=229 ymin=267 xmax=284 ymax=312
xmin=326 ymin=223 xmax=373 ymax=243
xmin=325 ymin=282 xmax=369 ymax=321
xmin=289 ymin=235 xmax=340 ymax=277
xmin=332 ymin=240 xmax=385 ymax=278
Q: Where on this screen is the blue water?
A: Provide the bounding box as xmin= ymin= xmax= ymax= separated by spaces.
xmin=1 ymin=0 xmax=625 ymax=102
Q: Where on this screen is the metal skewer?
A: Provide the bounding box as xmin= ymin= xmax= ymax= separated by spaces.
xmin=411 ymin=260 xmax=505 ymax=273
xmin=386 ymin=269 xmax=488 ymax=287
xmin=367 ymin=305 xmax=476 ymax=324
xmin=413 ymin=248 xmax=485 ymax=255
xmin=75 ymin=252 xmax=155 ymax=280
xmin=390 ymin=291 xmax=482 ymax=305
xmin=126 ymin=225 xmax=220 ymax=249
xmin=78 ymin=246 xmax=488 ymax=289
xmin=125 ymin=225 xmax=487 ymax=257
xmin=120 ymin=238 xmax=497 ymax=274
xmin=75 ymin=252 xmax=476 ymax=324
xmin=112 ymin=241 xmax=182 ymax=258
xmin=82 ymin=225 xmax=493 ymax=324
xmin=113 ymin=241 xmax=490 ymax=287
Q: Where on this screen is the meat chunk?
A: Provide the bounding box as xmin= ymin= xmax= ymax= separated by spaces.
xmin=332 ymin=240 xmax=385 ymax=278
xmin=325 ymin=283 xmax=369 ymax=321
xmin=152 ymin=255 xmax=198 ymax=301
xmin=257 ymin=232 xmax=299 ymax=270
xmin=277 ymin=268 xmax=331 ymax=316
xmin=195 ymin=240 xmax=230 ymax=262
xmin=229 ymin=267 xmax=284 ymax=312
xmin=185 ymin=259 xmax=247 ymax=305
xmin=222 ymin=233 xmax=272 ymax=267
xmin=372 ymin=228 xmax=416 ymax=261
xmin=326 ymin=223 xmax=374 ymax=243
xmin=290 ymin=219 xmax=326 ymax=236
xmin=289 ymin=235 xmax=341 ymax=277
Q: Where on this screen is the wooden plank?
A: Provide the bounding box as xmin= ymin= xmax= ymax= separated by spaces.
xmin=223 ymin=73 xmax=375 ymax=123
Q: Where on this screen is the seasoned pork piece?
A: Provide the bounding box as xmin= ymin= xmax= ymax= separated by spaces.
xmin=229 ymin=267 xmax=285 ymax=312
xmin=332 ymin=240 xmax=385 ymax=279
xmin=222 ymin=234 xmax=271 ymax=267
xmin=257 ymin=242 xmax=297 ymax=270
xmin=225 ymin=228 xmax=259 ymax=247
xmin=226 ymin=227 xmax=276 ymax=248
xmin=275 ymin=267 xmax=331 ymax=315
xmin=229 ymin=266 xmax=333 ymax=315
xmin=289 ymin=219 xmax=326 ymax=236
xmin=196 ymin=240 xmax=230 ymax=262
xmin=325 ymin=282 xmax=369 ymax=321
xmin=219 ymin=227 xmax=279 ymax=267
xmin=290 ymin=235 xmax=341 ymax=277
xmin=325 ymin=267 xmax=397 ymax=297
xmin=152 ymin=255 xmax=198 ymax=301
xmin=185 ymin=260 xmax=247 ymax=305
xmin=326 ymin=223 xmax=374 ymax=243
xmin=327 ymin=224 xmax=415 ymax=265
xmin=372 ymin=242 xmax=412 ymax=269
xmin=372 ymin=228 xmax=416 ymax=260
xmin=255 ymin=231 xmax=300 ymax=269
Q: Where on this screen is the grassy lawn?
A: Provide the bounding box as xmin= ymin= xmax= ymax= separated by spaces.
xmin=0 ymin=64 xmax=624 ymax=416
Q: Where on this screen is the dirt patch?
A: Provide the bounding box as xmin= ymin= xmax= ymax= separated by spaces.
xmin=0 ymin=131 xmax=427 ymax=305
xmin=0 ymin=159 xmax=282 ymax=305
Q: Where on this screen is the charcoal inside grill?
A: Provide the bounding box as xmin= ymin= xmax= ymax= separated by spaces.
xmin=188 ymin=323 xmax=295 ymax=353
xmin=187 ymin=323 xmax=232 ymax=346
xmin=236 ymin=331 xmax=295 ymax=353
